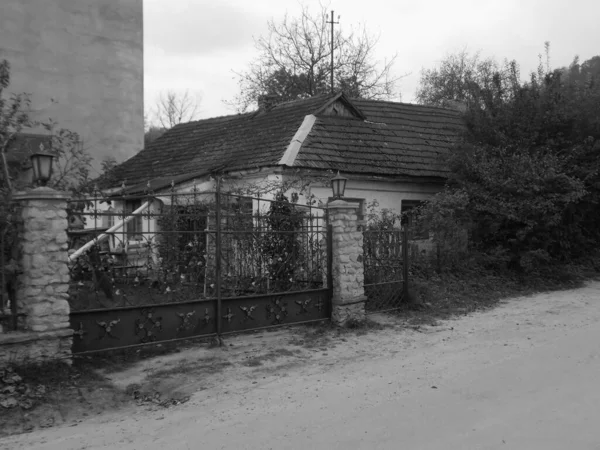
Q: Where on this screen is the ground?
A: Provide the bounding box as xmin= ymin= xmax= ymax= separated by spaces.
xmin=1 ymin=281 xmax=600 ymax=449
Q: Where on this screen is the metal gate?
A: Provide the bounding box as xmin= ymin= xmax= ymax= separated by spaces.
xmin=362 ymin=227 xmax=408 ymax=313
xmin=67 ymin=187 xmax=332 ymax=354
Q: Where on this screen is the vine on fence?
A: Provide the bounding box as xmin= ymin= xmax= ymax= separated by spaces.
xmin=262 ymin=192 xmax=304 ymax=291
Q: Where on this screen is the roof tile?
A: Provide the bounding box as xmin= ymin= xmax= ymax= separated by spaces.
xmin=104 ymin=93 xmax=465 ymax=188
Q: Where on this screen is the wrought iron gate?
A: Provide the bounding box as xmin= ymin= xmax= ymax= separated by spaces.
xmin=67 ymin=187 xmax=332 ymax=354
xmin=362 ymin=227 xmax=408 ymax=313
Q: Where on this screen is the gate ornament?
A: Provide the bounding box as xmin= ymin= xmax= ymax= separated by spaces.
xmin=295 ymin=299 xmax=312 ymax=315
xmin=135 ymin=309 xmax=163 ymax=343
xmin=266 ymin=297 xmax=288 ymax=324
xmin=96 ymin=318 xmax=120 ymax=339
xmin=73 ymin=322 xmax=87 ymax=339
xmin=177 ymin=310 xmax=196 ymax=333
xmin=203 ymin=308 xmax=211 ymax=325
xmin=239 ymin=305 xmax=257 ymax=320
xmin=223 ymin=308 xmax=235 ymax=323
xmin=316 ymin=297 xmax=324 ymax=311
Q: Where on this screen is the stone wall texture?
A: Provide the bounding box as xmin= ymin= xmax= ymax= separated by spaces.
xmin=328 ymin=200 xmax=367 ymax=325
xmin=0 ymin=0 xmax=144 ymax=172
xmin=0 ymin=189 xmax=73 ymax=366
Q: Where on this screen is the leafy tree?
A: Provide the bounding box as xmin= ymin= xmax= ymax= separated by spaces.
xmin=416 ymin=48 xmax=600 ymax=271
xmin=415 ymin=48 xmax=521 ymax=111
xmin=229 ymin=3 xmax=400 ymax=112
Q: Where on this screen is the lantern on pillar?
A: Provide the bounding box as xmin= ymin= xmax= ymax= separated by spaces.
xmin=330 ymin=171 xmax=347 ymax=199
xmin=30 ymin=146 xmax=54 ymax=187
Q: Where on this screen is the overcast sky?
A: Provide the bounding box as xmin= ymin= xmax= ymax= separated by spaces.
xmin=143 ymin=0 xmax=600 ymax=122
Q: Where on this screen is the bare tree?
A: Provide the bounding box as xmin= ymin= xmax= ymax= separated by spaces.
xmin=153 ymin=90 xmax=201 ymax=129
xmin=228 ymin=2 xmax=402 ymax=112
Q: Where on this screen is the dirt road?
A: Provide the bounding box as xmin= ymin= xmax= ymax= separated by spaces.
xmin=2 ymin=282 xmax=600 ymax=449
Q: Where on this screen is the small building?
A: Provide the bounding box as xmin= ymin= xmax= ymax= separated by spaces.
xmin=101 ymin=92 xmax=465 ymax=216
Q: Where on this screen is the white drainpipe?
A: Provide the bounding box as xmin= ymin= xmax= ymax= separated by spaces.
xmin=68 ymin=201 xmax=151 ymax=263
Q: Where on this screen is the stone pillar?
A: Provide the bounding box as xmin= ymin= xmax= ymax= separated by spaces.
xmin=327 ymin=199 xmax=367 ymax=326
xmin=10 ymin=187 xmax=72 ymax=362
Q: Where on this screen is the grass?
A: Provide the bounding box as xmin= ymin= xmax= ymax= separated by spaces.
xmin=0 ymin=360 xmax=129 ymax=437
xmin=391 ymin=251 xmax=600 ymax=326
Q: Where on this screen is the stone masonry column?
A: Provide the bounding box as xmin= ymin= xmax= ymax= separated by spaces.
xmin=327 ymin=199 xmax=367 ymax=325
xmin=12 ymin=187 xmax=73 ymax=361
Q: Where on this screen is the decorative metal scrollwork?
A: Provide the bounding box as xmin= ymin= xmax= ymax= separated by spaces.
xmin=316 ymin=297 xmax=324 ymax=311
xmin=177 ymin=310 xmax=196 ymax=333
xmin=266 ymin=297 xmax=288 ymax=324
xmin=96 ymin=318 xmax=120 ymax=339
xmin=239 ymin=305 xmax=257 ymax=321
xmin=203 ymin=308 xmax=211 ymax=325
xmin=295 ymin=298 xmax=312 ymax=315
xmin=135 ymin=308 xmax=163 ymax=343
xmin=73 ymin=322 xmax=87 ymax=339
xmin=223 ymin=307 xmax=235 ymax=323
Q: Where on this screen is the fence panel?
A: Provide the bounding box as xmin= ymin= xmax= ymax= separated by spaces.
xmin=67 ymin=189 xmax=331 ymax=353
xmin=362 ymin=228 xmax=407 ymax=313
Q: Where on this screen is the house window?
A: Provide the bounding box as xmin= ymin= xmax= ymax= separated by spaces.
xmin=401 ymin=200 xmax=429 ymax=239
xmin=125 ymin=199 xmax=143 ymax=240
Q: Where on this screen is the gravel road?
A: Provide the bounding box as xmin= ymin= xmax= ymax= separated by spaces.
xmin=2 ymin=281 xmax=600 ymax=450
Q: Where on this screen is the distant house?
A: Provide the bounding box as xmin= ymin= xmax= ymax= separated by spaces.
xmin=102 ymin=92 xmax=465 ymax=217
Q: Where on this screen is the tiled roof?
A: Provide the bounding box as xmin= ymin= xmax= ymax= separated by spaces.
xmin=295 ymin=99 xmax=466 ymax=178
xmin=103 ymin=93 xmax=465 ymax=189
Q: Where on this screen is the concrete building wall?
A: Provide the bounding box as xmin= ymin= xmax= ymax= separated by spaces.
xmin=0 ymin=0 xmax=144 ymax=175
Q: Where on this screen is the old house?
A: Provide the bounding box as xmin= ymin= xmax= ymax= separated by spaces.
xmin=102 ymin=91 xmax=465 ymax=215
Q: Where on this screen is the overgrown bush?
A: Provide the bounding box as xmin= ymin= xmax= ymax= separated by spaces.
xmin=417 ymin=48 xmax=600 ymax=273
xmin=262 ymin=192 xmax=304 ymax=291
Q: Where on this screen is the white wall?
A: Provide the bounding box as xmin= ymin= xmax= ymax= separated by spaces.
xmin=307 ymin=179 xmax=442 ymax=215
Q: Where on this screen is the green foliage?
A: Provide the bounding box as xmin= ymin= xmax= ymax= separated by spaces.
xmin=39 ymin=120 xmax=93 ymax=192
xmin=416 ymin=47 xmax=600 ymax=272
xmin=0 ymin=58 xmax=94 ymax=316
xmin=0 ymin=59 xmax=93 ymax=194
xmin=156 ymin=200 xmax=209 ymax=285
xmin=262 ymin=192 xmax=304 ymax=290
xmin=365 ymin=199 xmax=402 ymax=231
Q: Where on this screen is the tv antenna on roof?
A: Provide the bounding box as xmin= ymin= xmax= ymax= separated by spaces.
xmin=326 ymin=11 xmax=340 ymax=94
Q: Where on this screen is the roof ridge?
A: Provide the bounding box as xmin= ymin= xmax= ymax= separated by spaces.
xmin=351 ymin=98 xmax=462 ymax=114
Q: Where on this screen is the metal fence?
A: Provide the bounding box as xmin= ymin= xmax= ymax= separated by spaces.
xmin=0 ymin=218 xmax=20 ymax=331
xmin=67 ymin=187 xmax=331 ymax=353
xmin=362 ymin=227 xmax=408 ymax=313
